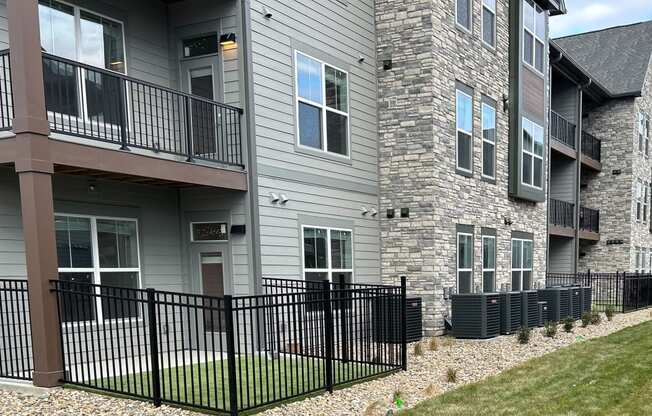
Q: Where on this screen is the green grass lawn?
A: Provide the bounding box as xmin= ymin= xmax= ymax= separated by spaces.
xmin=92 ymin=354 xmax=379 ymax=411
xmin=404 ymin=320 xmax=652 ymax=416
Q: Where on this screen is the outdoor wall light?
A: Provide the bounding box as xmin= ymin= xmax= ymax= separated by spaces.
xmin=370 ymin=208 xmax=378 ymax=217
xmin=358 ymin=55 xmax=365 ymax=64
xmin=262 ymin=6 xmax=273 ymax=19
xmin=219 ymin=33 xmax=237 ymax=47
xmin=361 ymin=206 xmax=369 ymax=215
xmin=269 ymin=192 xmax=279 ymax=203
xmin=280 ymin=194 xmax=289 ymax=204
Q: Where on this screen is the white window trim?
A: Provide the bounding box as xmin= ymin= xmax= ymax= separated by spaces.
xmin=57 ymin=213 xmax=142 ymax=325
xmin=482 ymin=102 xmax=496 ymax=180
xmin=189 ymin=221 xmax=229 ymax=243
xmin=644 ymin=183 xmax=649 ymax=224
xmin=457 ymin=232 xmax=473 ymax=293
xmin=456 ymin=89 xmax=473 ymax=174
xmin=522 ymin=0 xmax=545 ymax=75
xmin=455 ymin=0 xmax=472 ymax=32
xmin=301 ymin=225 xmax=354 ymax=283
xmin=482 ymin=235 xmax=496 ymax=292
xmin=294 ymin=50 xmax=351 ymax=159
xmin=481 ymin=0 xmax=497 ymax=48
xmin=521 ymin=117 xmax=544 ymax=189
xmin=636 ymin=180 xmax=643 ymax=222
xmin=512 ymin=238 xmax=533 ymax=290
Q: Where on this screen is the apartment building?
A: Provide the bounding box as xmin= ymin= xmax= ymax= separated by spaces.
xmin=376 ymin=0 xmax=566 ymax=333
xmin=0 ymin=0 xmax=380 ymax=386
xmin=548 ymin=21 xmax=652 ymax=273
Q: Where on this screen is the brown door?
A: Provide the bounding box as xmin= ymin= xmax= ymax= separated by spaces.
xmin=200 ymin=252 xmax=225 ymax=332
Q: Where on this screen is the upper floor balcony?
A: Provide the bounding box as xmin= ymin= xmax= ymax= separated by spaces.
xmin=549 ymin=110 xmax=602 ymax=171
xmin=581 ymin=131 xmax=601 ymax=166
xmin=550 ymin=110 xmax=576 ymax=150
xmin=548 ymin=198 xmax=600 ymax=240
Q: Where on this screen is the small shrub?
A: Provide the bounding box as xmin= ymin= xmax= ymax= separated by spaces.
xmin=581 ymin=312 xmax=591 ymax=328
xmin=446 ymin=367 xmax=458 ymax=383
xmin=363 ymin=400 xmax=383 ymax=416
xmin=392 ymin=389 xmax=403 ymax=404
xmin=563 ymin=317 xmax=575 ymax=333
xmin=413 ymin=342 xmax=424 ymax=356
xmin=424 ymin=383 xmax=439 ymax=397
xmin=590 ymin=311 xmax=602 ymax=325
xmin=605 ymin=305 xmax=615 ymax=321
xmin=544 ymin=321 xmax=557 ymax=338
xmin=517 ymin=326 xmax=531 ymax=344
xmin=441 ymin=337 xmax=455 ymax=348
xmin=429 ymin=337 xmax=439 ymax=351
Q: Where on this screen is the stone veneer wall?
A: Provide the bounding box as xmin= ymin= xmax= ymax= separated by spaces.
xmin=376 ymin=0 xmax=548 ymax=334
xmin=580 ymin=57 xmax=652 ymax=272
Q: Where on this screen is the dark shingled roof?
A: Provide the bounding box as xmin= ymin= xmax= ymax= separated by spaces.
xmin=555 ymin=20 xmax=652 ymax=97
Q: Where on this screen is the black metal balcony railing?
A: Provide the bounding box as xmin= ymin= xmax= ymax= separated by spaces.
xmin=549 ymin=198 xmax=575 ymax=229
xmin=0 ymin=50 xmax=243 ymax=167
xmin=581 ymin=131 xmax=602 ymax=163
xmin=580 ymin=206 xmax=600 ymax=233
xmin=550 ymin=110 xmax=576 ymax=149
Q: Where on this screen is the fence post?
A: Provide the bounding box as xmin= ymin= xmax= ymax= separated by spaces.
xmin=322 ymin=280 xmax=334 ymax=393
xmin=224 ymin=295 xmax=239 ymax=416
xmin=339 ymin=274 xmax=348 ymax=364
xmin=400 ymin=276 xmax=407 ymax=371
xmin=146 ymin=289 xmax=162 ymax=407
xmin=118 ymin=80 xmax=129 ymax=151
xmin=185 ymin=96 xmax=194 ymax=162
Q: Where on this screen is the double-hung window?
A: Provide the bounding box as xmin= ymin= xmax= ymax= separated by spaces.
xmin=523 ymin=0 xmax=545 ymax=73
xmin=482 ymin=0 xmax=496 ymax=47
xmin=522 ymin=118 xmax=544 ymax=188
xmin=295 ymin=51 xmax=350 ymax=157
xmin=639 ymin=112 xmax=649 ymax=155
xmin=512 ymin=238 xmax=533 ymax=290
xmin=56 ymin=215 xmax=141 ymax=323
xmin=456 ymin=0 xmax=472 ymax=31
xmin=635 ymin=247 xmax=642 ymax=273
xmin=39 ymin=0 xmax=126 ymax=123
xmin=457 ymin=232 xmax=473 ymax=293
xmin=636 ymin=180 xmax=643 ymax=222
xmin=482 ymin=101 xmax=496 ymax=179
xmin=482 ymin=235 xmax=496 ymax=292
xmin=456 ymin=88 xmax=473 ymax=173
xmin=645 ymin=183 xmax=649 ymax=223
xmin=302 ymin=226 xmax=353 ymax=284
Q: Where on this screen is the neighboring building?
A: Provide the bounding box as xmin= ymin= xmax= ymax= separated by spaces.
xmin=0 ymin=0 xmax=380 ymax=385
xmin=548 ymin=21 xmax=652 ymax=273
xmin=376 ymin=0 xmax=566 ymax=333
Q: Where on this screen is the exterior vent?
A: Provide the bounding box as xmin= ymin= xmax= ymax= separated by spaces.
xmin=451 ymin=293 xmax=501 ymax=339
xmin=538 ymin=287 xmax=572 ymax=322
xmin=580 ymin=286 xmax=592 ymax=314
xmin=373 ymin=297 xmax=422 ymax=343
xmin=521 ymin=290 xmax=539 ymax=328
xmin=537 ymin=301 xmax=548 ymax=327
xmin=499 ymin=292 xmax=522 ymax=334
xmin=569 ymin=286 xmax=582 ymax=319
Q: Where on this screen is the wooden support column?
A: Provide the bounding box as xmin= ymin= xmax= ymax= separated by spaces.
xmin=8 ymin=0 xmax=63 ymax=387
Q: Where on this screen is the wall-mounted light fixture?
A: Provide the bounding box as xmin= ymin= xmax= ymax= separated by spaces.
xmin=269 ymin=192 xmax=279 ymax=203
xmin=361 ymin=206 xmax=369 ymax=215
xmin=280 ymin=194 xmax=289 ymax=204
xmin=358 ymin=55 xmax=365 ymax=64
xmin=262 ymin=6 xmax=273 ymax=19
xmin=370 ymin=208 xmax=378 ymax=217
xmin=219 ymin=33 xmax=237 ymax=47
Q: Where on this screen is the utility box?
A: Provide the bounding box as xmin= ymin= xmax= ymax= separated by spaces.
xmin=499 ymin=292 xmax=522 ymax=334
xmin=521 ymin=290 xmax=539 ymax=328
xmin=580 ymin=286 xmax=592 ymax=313
xmin=451 ymin=293 xmax=501 ymax=339
xmin=538 ymin=287 xmax=571 ymax=322
xmin=537 ymin=301 xmax=548 ymax=326
xmin=569 ymin=286 xmax=582 ymax=319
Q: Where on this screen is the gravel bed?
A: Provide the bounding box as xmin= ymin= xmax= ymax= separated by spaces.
xmin=0 ymin=309 xmax=649 ymax=415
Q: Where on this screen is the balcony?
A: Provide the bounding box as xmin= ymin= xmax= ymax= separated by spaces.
xmin=579 ymin=206 xmax=600 ymax=238
xmin=581 ymin=131 xmax=602 ymax=168
xmin=0 ymin=50 xmax=243 ymax=168
xmin=549 ymin=199 xmax=575 ymax=236
xmin=550 ymin=111 xmax=576 ymax=150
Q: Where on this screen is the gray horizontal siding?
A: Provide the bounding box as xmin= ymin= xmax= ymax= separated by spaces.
xmin=550 ymin=157 xmax=576 ymax=203
xmin=549 ymin=236 xmax=575 ymax=273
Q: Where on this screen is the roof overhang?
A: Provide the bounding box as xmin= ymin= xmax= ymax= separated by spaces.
xmin=536 ymin=0 xmax=567 ymax=16
xmin=550 ymin=41 xmax=613 ymax=103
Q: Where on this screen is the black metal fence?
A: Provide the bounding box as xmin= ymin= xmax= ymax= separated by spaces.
xmin=0 ymin=50 xmax=243 ymax=167
xmin=581 ymin=131 xmax=602 ymax=162
xmin=550 ymin=110 xmax=576 ymax=149
xmin=546 ymin=272 xmax=652 ymax=312
xmin=0 ymin=280 xmax=33 ymax=380
xmin=549 ymin=199 xmax=575 ymax=228
xmin=50 ymin=278 xmax=406 ymax=415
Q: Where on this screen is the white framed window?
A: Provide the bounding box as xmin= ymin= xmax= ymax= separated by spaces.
xmin=56 ymin=214 xmax=141 ymax=323
xmin=482 ymin=235 xmax=496 ymax=292
xmin=482 ymin=0 xmax=497 ymax=47
xmin=635 ymin=247 xmax=642 ymax=273
xmin=512 ymin=238 xmax=533 ymax=291
xmin=456 ymin=0 xmax=472 ymax=31
xmin=457 ymin=232 xmax=473 ymax=293
xmin=456 ymin=88 xmax=473 ymax=173
xmin=645 ymin=183 xmax=649 ymax=223
xmin=636 ymin=180 xmax=643 ymax=222
xmin=638 ymin=112 xmax=649 ymax=155
xmin=523 ymin=0 xmax=545 ymax=74
xmin=302 ymin=226 xmax=353 ymax=284
xmin=522 ymin=117 xmax=544 ymax=189
xmin=482 ymin=101 xmax=496 ymax=179
xmin=295 ymin=51 xmax=350 ymax=158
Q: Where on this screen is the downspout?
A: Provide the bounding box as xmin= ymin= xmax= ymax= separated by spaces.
xmin=574 ymin=78 xmax=591 ymax=273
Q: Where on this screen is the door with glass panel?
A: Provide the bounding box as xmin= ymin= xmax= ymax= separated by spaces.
xmin=512 ymin=239 xmax=533 ymax=291
xmin=179 ymin=35 xmax=220 ymax=159
xmin=38 ymin=0 xmax=126 ymax=132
